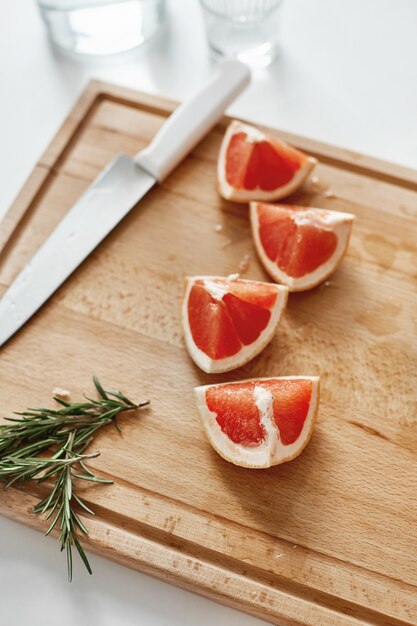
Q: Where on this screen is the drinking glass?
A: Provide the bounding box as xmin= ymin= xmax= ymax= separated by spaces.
xmin=199 ymin=0 xmax=284 ymax=68
xmin=36 ymin=0 xmax=166 ymax=57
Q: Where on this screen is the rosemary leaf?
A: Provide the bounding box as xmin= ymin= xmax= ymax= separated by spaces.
xmin=0 ymin=377 xmax=148 ymax=580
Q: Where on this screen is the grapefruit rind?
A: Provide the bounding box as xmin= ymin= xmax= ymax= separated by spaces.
xmin=182 ymin=276 xmax=288 ymax=374
xmin=218 ymin=121 xmax=317 ymax=203
xmin=194 ymin=376 xmax=320 ymax=468
xmin=250 ymin=203 xmax=355 ymax=291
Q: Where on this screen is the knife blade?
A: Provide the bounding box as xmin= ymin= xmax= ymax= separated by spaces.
xmin=0 ymin=61 xmax=250 ymax=347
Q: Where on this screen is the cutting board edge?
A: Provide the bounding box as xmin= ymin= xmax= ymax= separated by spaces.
xmin=0 ymin=485 xmax=407 ymax=626
xmin=92 ymin=79 xmax=417 ymax=187
xmin=2 ymin=78 xmax=417 ymax=260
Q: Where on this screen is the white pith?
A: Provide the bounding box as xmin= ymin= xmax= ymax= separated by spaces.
xmin=194 ymin=376 xmax=320 ymax=469
xmin=203 ymin=274 xmax=241 ymax=300
xmin=241 ymin=125 xmax=265 ymax=143
xmin=250 ymin=203 xmax=355 ymax=291
xmin=182 ymin=276 xmax=288 ymax=374
xmin=218 ymin=120 xmax=317 ymax=203
xmin=203 ymin=279 xmax=229 ymax=301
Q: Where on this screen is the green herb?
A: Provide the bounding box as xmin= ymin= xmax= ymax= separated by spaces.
xmin=0 ymin=376 xmax=149 ymax=580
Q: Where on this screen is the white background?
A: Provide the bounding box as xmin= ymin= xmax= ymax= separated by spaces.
xmin=0 ymin=0 xmax=416 ymax=624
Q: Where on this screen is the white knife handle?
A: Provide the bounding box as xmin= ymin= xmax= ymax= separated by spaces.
xmin=134 ymin=61 xmax=250 ymax=182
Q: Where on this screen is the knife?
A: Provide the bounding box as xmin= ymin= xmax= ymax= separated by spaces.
xmin=0 ymin=61 xmax=250 ymax=347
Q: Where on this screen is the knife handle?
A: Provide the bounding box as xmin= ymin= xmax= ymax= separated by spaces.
xmin=134 ymin=61 xmax=250 ymax=182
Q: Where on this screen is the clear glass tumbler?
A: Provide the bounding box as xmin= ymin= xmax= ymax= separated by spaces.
xmin=199 ymin=0 xmax=284 ymax=68
xmin=37 ymin=0 xmax=165 ymax=57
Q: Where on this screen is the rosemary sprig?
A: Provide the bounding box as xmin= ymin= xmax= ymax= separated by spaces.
xmin=0 ymin=376 xmax=149 ymax=580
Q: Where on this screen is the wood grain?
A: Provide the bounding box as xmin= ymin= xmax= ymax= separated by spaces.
xmin=1 ymin=82 xmax=417 ymax=626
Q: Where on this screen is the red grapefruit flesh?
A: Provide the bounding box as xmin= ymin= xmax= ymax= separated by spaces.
xmin=250 ymin=202 xmax=355 ymax=291
xmin=261 ymin=379 xmax=313 ymax=445
xmin=206 ymin=383 xmax=265 ymax=447
xmin=218 ymin=121 xmax=317 ymax=203
xmin=182 ymin=276 xmax=288 ymax=373
xmin=195 ymin=376 xmax=320 ymax=468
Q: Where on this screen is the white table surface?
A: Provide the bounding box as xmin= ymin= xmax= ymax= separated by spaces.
xmin=1 ymin=0 xmax=416 ymax=624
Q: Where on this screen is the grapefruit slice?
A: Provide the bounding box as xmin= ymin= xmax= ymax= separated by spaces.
xmin=195 ymin=376 xmax=320 ymax=468
xmin=182 ymin=276 xmax=288 ymax=373
xmin=250 ymin=202 xmax=355 ymax=291
xmin=218 ymin=120 xmax=317 ymax=203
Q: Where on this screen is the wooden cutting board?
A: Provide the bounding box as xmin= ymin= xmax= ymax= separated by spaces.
xmin=1 ymin=82 xmax=417 ymax=626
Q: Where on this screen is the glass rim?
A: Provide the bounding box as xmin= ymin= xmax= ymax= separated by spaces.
xmin=199 ymin=0 xmax=284 ymax=20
